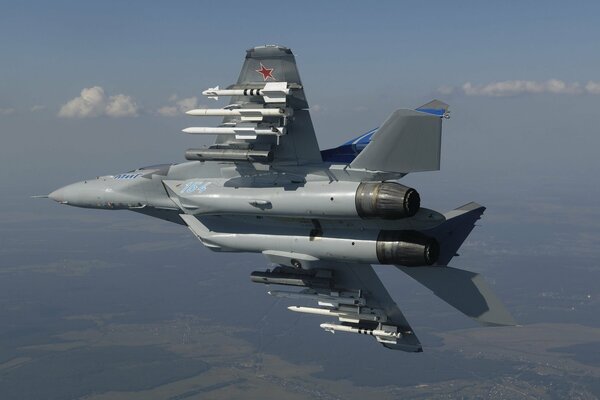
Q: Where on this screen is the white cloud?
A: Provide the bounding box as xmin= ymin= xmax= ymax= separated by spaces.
xmin=0 ymin=108 xmax=15 ymax=116
xmin=157 ymin=95 xmax=198 ymax=117
xmin=585 ymin=81 xmax=600 ymax=94
xmin=460 ymin=79 xmax=600 ymax=97
xmin=437 ymin=85 xmax=455 ymax=95
xmin=544 ymin=79 xmax=582 ymax=94
xmin=156 ymin=105 xmax=178 ymax=117
xmin=31 ymin=105 xmax=46 ymax=112
xmin=176 ymin=97 xmax=198 ymax=111
xmin=58 ymin=86 xmax=106 ymax=118
xmin=105 ymin=94 xmax=138 ymax=117
xmin=58 ymin=86 xmax=139 ymax=118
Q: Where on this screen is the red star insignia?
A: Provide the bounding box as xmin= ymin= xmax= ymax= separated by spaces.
xmin=256 ymin=63 xmax=275 ymax=81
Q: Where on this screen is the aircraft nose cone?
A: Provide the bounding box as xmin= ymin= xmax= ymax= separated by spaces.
xmin=48 ymin=187 xmax=67 ymax=204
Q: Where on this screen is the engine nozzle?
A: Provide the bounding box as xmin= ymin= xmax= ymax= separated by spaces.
xmin=356 ymin=182 xmax=420 ymax=219
xmin=376 ymin=230 xmax=439 ymax=266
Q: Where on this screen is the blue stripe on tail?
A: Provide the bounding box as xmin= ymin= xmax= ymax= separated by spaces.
xmin=321 ymin=128 xmax=378 ymax=163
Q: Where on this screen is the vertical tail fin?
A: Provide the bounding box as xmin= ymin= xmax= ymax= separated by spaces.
xmin=235 ymin=45 xmax=308 ymax=109
xmin=415 ymin=99 xmax=450 ymax=117
xmin=349 ymin=108 xmax=443 ymax=173
xmin=211 ymin=45 xmax=322 ymax=165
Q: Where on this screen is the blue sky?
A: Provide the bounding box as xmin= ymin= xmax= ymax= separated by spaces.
xmin=3 ymin=1 xmax=600 ymax=108
xmin=1 ymin=1 xmax=599 ymax=197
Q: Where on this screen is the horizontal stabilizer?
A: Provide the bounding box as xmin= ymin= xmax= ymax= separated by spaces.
xmin=349 ymin=109 xmax=442 ymax=173
xmin=396 ymin=265 xmax=516 ymax=326
xmin=424 ymin=202 xmax=486 ymax=266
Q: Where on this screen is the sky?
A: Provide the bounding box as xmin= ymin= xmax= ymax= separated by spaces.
xmin=2 ymin=1 xmax=600 ymax=196
xmin=1 ymin=2 xmax=600 ymax=397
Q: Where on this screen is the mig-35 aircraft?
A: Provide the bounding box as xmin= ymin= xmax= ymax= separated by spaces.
xmin=47 ymin=45 xmax=515 ymax=352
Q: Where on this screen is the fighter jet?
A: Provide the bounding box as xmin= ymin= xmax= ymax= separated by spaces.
xmin=47 ymin=45 xmax=515 ymax=352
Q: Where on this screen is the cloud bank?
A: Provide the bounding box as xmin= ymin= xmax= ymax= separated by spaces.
xmin=439 ymin=80 xmax=600 ymax=97
xmin=0 ymin=108 xmax=15 ymax=116
xmin=58 ymin=86 xmax=138 ymax=118
xmin=157 ymin=95 xmax=199 ymax=117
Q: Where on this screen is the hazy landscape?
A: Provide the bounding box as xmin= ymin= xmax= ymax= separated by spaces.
xmin=1 ymin=170 xmax=599 ymax=399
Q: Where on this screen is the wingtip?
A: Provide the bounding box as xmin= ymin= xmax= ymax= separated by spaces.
xmin=382 ymin=341 xmax=424 ymax=352
xmin=455 ymin=202 xmax=486 ymax=212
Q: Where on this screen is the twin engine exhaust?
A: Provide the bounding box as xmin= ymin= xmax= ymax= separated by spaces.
xmin=376 ymin=230 xmax=439 ymax=266
xmin=359 ymin=183 xmax=437 ymax=266
xmin=356 ymin=182 xmax=420 ymax=219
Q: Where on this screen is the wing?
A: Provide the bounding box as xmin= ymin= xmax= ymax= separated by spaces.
xmin=253 ymin=259 xmax=423 ymax=352
xmin=183 ymin=45 xmax=322 ymax=166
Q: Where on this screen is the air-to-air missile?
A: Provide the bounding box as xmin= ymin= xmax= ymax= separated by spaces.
xmin=202 ymin=82 xmax=290 ymax=102
xmin=319 ymin=323 xmax=403 ymax=344
xmin=185 ymin=107 xmax=291 ymax=121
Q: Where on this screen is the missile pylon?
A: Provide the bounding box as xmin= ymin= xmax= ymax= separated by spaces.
xmin=268 ymin=289 xmax=366 ymax=307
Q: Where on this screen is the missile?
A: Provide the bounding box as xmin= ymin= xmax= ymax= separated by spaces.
xmin=287 ymin=306 xmax=384 ymax=323
xmin=319 ymin=323 xmax=402 ymax=340
xmin=268 ymin=289 xmax=366 ymax=307
xmin=288 ymin=306 xmax=335 ymax=317
xmin=185 ymin=108 xmax=291 ymax=121
xmin=182 ymin=126 xmax=286 ymax=139
xmin=202 ymin=82 xmax=289 ymax=103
